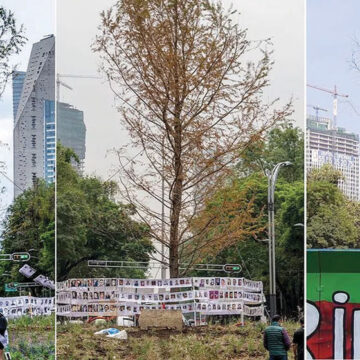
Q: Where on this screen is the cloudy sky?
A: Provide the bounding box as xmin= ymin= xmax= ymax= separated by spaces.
xmin=0 ymin=0 xmax=304 ymax=210
xmin=57 ymin=0 xmax=304 ymax=179
xmin=307 ymin=0 xmax=360 ymax=134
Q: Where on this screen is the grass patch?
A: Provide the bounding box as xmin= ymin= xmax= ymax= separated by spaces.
xmin=57 ymin=320 xmax=299 ymax=360
xmin=7 ymin=315 xmax=55 ymax=359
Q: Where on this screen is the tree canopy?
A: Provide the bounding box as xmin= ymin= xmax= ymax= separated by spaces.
xmin=307 ymin=164 xmax=359 ymax=248
xmin=0 ymin=180 xmax=54 ymax=296
xmin=57 ymin=144 xmax=154 ymax=281
xmin=187 ymin=121 xmax=304 ymax=317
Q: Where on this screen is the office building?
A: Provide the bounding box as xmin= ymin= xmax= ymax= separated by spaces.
xmin=13 ymin=35 xmax=55 ymax=197
xmin=306 ymin=115 xmax=360 ymax=200
xmin=13 ymin=35 xmax=86 ymax=195
xmin=57 ymin=102 xmax=86 ymax=173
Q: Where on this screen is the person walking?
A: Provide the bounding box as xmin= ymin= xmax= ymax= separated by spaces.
xmin=263 ymin=314 xmax=291 ymax=360
xmin=0 ymin=312 xmax=8 ymax=360
xmin=293 ymin=317 xmax=304 ymax=360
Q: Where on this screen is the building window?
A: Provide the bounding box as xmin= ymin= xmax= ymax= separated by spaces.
xmin=31 ymin=97 xmax=36 ymax=111
xmin=32 ymin=172 xmax=37 ymax=185
xmin=31 ymin=135 xmax=36 ymax=148
xmin=31 ymin=116 xmax=36 ymax=129
xmin=31 ymin=153 xmax=36 ymax=167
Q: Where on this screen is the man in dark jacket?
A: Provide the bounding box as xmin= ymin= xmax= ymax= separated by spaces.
xmin=293 ymin=317 xmax=304 ymax=360
xmin=263 ymin=314 xmax=291 ymax=360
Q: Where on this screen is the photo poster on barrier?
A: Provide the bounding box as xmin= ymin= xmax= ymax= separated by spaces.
xmin=57 ymin=277 xmax=264 ymax=319
xmin=0 ymin=296 xmax=54 ymax=319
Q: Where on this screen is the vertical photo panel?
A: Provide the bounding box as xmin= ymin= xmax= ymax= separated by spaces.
xmin=56 ymin=1 xmax=304 ymax=359
xmin=0 ymin=1 xmax=55 ymax=359
xmin=306 ymin=1 xmax=360 ymax=359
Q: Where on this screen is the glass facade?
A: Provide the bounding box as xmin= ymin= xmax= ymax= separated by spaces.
xmin=44 ymin=100 xmax=56 ymax=184
xmin=57 ymin=102 xmax=86 ymax=172
xmin=12 ymin=71 xmax=26 ymax=122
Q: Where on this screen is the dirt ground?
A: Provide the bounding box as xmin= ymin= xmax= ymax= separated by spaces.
xmin=56 ymin=321 xmax=299 ymax=360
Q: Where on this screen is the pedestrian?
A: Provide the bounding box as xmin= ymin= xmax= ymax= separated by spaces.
xmin=0 ymin=312 xmax=8 ymax=360
xmin=263 ymin=314 xmax=291 ymax=360
xmin=293 ymin=317 xmax=304 ymax=360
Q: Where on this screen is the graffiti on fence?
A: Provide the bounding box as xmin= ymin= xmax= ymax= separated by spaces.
xmin=307 ymin=250 xmax=360 ymax=360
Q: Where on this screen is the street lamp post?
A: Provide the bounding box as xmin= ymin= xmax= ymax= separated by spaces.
xmin=266 ymin=161 xmax=292 ymax=318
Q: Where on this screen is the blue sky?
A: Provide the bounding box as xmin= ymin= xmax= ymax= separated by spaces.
xmin=307 ymin=0 xmax=360 ymax=134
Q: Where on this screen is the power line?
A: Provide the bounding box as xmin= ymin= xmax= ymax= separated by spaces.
xmin=105 ymin=149 xmax=144 ymax=182
xmin=0 ymin=171 xmax=24 ymax=192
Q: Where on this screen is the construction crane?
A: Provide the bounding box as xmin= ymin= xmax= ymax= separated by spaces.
xmin=56 ymin=73 xmax=101 ymax=103
xmin=307 ymin=84 xmax=349 ymax=129
xmin=307 ymin=104 xmax=328 ymax=122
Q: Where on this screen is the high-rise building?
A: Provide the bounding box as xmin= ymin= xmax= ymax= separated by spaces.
xmin=57 ymin=102 xmax=86 ymax=173
xmin=13 ymin=35 xmax=87 ymax=196
xmin=306 ymin=114 xmax=360 ymax=200
xmin=13 ymin=35 xmax=55 ymax=197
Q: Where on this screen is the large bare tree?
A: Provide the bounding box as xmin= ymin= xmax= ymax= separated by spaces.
xmin=94 ymin=0 xmax=292 ymax=277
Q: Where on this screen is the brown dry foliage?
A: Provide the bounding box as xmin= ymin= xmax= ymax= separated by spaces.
xmin=93 ymin=0 xmax=292 ymax=276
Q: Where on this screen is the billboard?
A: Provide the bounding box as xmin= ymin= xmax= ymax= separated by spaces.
xmin=307 ymin=250 xmax=360 ymax=359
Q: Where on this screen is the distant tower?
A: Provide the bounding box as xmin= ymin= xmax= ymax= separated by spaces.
xmin=57 ymin=102 xmax=86 ymax=173
xmin=13 ymin=35 xmax=55 ymax=197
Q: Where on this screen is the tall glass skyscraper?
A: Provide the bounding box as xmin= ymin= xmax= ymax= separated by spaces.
xmin=13 ymin=35 xmax=55 ymax=197
xmin=12 ymin=35 xmax=86 ymax=195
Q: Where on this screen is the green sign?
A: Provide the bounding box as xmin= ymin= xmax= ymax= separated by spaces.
xmin=5 ymin=283 xmax=18 ymax=292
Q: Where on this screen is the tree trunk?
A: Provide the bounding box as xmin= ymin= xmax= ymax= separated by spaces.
xmin=169 ymin=0 xmax=182 ymax=278
xmin=169 ymin=126 xmax=182 ymax=278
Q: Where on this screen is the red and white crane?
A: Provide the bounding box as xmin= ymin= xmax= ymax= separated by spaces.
xmin=307 ymin=84 xmax=349 ymax=129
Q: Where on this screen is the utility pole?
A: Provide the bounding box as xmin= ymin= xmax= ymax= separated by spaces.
xmin=266 ymin=161 xmax=292 ymax=318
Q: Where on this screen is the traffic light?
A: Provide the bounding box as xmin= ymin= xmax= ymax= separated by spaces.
xmin=223 ymin=264 xmax=241 ymax=273
xmin=11 ymin=252 xmax=31 ymax=262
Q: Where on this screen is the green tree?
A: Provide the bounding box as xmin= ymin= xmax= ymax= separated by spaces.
xmin=57 ymin=144 xmax=154 ymax=281
xmin=188 ymin=122 xmax=304 ymax=317
xmin=237 ymin=121 xmax=304 ymax=182
xmin=0 ymin=180 xmax=54 ymax=296
xmin=307 ymin=165 xmax=358 ymax=248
